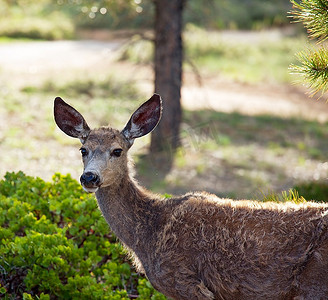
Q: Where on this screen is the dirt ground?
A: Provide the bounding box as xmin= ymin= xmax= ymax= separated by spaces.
xmin=1 ymin=30 xmax=328 ymax=198
xmin=1 ymin=32 xmax=326 ymax=121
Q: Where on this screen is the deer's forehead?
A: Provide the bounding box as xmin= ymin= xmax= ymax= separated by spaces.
xmin=84 ymin=128 xmax=127 ymax=150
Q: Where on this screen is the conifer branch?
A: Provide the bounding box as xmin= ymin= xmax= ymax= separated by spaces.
xmin=290 ymin=47 xmax=328 ymax=95
xmin=290 ymin=0 xmax=328 ymax=42
xmin=290 ymin=0 xmax=328 ymax=96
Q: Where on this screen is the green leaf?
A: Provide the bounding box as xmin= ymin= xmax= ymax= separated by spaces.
xmin=0 ymin=172 xmax=166 ymax=299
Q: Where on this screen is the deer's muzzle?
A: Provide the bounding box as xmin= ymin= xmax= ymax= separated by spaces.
xmin=80 ymin=171 xmax=101 ymax=193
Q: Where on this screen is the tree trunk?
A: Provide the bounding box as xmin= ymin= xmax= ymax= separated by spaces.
xmin=150 ymin=0 xmax=185 ymax=155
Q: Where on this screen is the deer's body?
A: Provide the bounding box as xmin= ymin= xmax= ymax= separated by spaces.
xmin=54 ymin=95 xmax=328 ymax=300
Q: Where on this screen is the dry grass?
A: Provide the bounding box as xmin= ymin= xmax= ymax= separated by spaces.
xmin=1 ymin=32 xmax=328 ymax=200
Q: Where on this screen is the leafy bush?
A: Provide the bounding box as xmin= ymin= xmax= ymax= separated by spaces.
xmin=0 ymin=172 xmax=165 ymax=299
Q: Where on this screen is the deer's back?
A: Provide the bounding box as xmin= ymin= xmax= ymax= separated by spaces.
xmin=147 ymin=193 xmax=328 ymax=299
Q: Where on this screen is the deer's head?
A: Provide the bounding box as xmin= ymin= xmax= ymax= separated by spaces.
xmin=54 ymin=94 xmax=162 ymax=193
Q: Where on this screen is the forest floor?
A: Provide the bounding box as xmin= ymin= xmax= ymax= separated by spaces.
xmin=1 ymin=30 xmax=328 ymax=199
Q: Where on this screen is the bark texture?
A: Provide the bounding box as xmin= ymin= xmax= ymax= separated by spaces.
xmin=150 ymin=0 xmax=185 ymax=154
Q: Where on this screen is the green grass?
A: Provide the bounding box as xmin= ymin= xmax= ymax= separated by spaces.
xmin=183 ymin=110 xmax=328 ymax=160
xmin=121 ymin=26 xmax=311 ymax=84
xmin=1 ymin=33 xmax=327 ymax=199
xmin=3 ymin=76 xmax=327 ymax=199
xmin=0 ymin=15 xmax=75 ymax=40
xmin=186 ymin=27 xmax=309 ymax=83
xmin=136 ymin=109 xmax=328 ymax=199
xmin=255 ymin=189 xmax=306 ymax=203
xmin=20 ymin=75 xmax=143 ymax=130
xmin=0 ymin=37 xmax=37 ymax=43
xmin=294 ymin=181 xmax=328 ymax=202
xmin=0 ymin=74 xmax=146 ymax=180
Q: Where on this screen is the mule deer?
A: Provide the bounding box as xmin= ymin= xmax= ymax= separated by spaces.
xmin=54 ymin=94 xmax=328 ymax=300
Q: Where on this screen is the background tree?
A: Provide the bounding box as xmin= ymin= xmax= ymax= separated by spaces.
xmin=290 ymin=0 xmax=328 ymax=95
xmin=150 ymin=0 xmax=185 ymax=156
xmin=53 ymin=0 xmax=185 ymax=158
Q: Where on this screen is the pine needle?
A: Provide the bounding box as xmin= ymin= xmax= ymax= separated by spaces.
xmin=290 ymin=0 xmax=328 ymax=42
xmin=290 ymin=47 xmax=328 ymax=96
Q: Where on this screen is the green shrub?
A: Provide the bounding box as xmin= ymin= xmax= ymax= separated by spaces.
xmin=0 ymin=172 xmax=165 ymax=299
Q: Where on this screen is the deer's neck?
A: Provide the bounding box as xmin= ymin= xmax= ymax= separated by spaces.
xmin=95 ymin=176 xmax=161 ymax=258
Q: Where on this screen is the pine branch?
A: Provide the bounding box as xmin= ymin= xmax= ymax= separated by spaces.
xmin=290 ymin=0 xmax=328 ymax=42
xmin=290 ymin=47 xmax=328 ymax=95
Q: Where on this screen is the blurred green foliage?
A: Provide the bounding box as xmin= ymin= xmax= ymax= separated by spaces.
xmin=0 ymin=0 xmax=75 ymax=40
xmin=0 ymin=17 xmax=74 ymax=40
xmin=185 ymin=0 xmax=292 ymax=29
xmin=294 ymin=181 xmax=328 ymax=202
xmin=0 ymin=0 xmax=293 ymax=40
xmin=0 ymin=172 xmax=165 ymax=299
xmin=65 ymin=0 xmax=292 ymax=30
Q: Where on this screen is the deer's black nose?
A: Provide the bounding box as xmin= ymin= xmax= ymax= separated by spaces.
xmin=80 ymin=172 xmax=100 ymax=186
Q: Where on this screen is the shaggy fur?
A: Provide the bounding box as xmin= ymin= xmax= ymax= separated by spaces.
xmin=54 ymin=95 xmax=328 ymax=300
xmin=96 ymin=179 xmax=328 ymax=300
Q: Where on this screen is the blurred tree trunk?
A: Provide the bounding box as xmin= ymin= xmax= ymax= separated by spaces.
xmin=150 ymin=0 xmax=185 ymax=156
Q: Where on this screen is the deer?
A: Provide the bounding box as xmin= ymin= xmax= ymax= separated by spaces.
xmin=54 ymin=94 xmax=328 ymax=300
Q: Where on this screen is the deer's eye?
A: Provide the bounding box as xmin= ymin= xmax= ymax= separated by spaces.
xmin=80 ymin=148 xmax=88 ymax=157
xmin=112 ymin=148 xmax=123 ymax=157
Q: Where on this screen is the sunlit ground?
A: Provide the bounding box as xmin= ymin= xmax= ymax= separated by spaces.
xmin=1 ymin=27 xmax=328 ymax=199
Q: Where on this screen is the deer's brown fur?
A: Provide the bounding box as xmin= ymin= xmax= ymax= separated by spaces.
xmin=54 ymin=95 xmax=328 ymax=300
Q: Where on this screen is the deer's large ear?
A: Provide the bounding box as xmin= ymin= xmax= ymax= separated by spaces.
xmin=54 ymin=97 xmax=91 ymax=143
xmin=121 ymin=94 xmax=162 ymax=146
